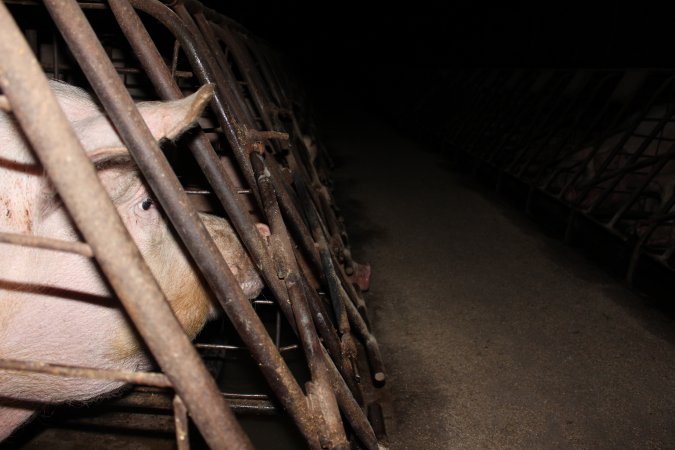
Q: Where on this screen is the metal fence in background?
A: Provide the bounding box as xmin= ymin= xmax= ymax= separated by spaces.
xmin=386 ymin=67 xmax=675 ymax=290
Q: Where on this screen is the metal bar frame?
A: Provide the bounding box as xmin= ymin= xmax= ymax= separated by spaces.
xmin=0 ymin=0 xmax=387 ymax=449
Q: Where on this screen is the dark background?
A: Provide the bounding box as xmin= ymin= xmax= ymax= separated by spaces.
xmin=195 ymin=1 xmax=675 ymax=134
xmin=202 ymin=2 xmax=675 ymax=86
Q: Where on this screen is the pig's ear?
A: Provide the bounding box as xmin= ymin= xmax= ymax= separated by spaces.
xmin=136 ymin=84 xmax=215 ymax=141
xmin=72 ymin=84 xmax=215 ymax=155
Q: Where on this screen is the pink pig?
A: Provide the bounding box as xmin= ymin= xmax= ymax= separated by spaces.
xmin=0 ymin=81 xmax=267 ymax=440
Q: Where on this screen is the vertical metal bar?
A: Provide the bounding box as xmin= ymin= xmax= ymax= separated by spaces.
xmin=174 ymin=3 xmax=256 ymax=128
xmin=173 ymin=395 xmax=190 ymax=450
xmin=252 ymin=152 xmax=348 ymax=449
xmin=0 ymin=3 xmax=251 ymax=450
xmin=127 ymin=0 xmax=255 ymax=192
xmin=52 ymin=31 xmax=60 ymax=79
xmin=322 ymin=346 xmax=380 ymax=450
xmin=44 ymin=1 xmax=320 ymax=448
xmin=108 ymin=4 xmax=380 ymax=447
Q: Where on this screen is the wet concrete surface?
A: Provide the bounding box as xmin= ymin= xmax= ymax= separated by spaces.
xmin=321 ymin=103 xmax=675 ymax=449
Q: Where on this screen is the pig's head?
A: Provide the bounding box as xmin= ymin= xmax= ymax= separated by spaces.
xmin=37 ymin=82 xmax=267 ymax=361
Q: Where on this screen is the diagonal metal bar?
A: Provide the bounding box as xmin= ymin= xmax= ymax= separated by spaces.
xmin=0 ymin=3 xmax=251 ymax=449
xmin=44 ymin=0 xmax=320 ymax=448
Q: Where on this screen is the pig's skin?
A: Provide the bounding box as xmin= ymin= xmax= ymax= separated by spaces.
xmin=560 ymin=106 xmax=675 ymax=211
xmin=0 ymin=81 xmax=266 ymax=440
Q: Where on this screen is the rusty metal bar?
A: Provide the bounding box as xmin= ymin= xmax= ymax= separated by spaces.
xmin=53 ymin=1 xmax=323 ymax=448
xmin=322 ymin=346 xmax=380 ymax=450
xmin=302 ymin=280 xmax=362 ymax=403
xmin=0 ymin=359 xmax=172 ymax=388
xmin=0 ymin=232 xmax=94 ymax=257
xmin=107 ymin=0 xmax=276 ymax=317
xmin=114 ymin=388 xmax=280 ymax=415
xmin=252 ymin=152 xmax=348 ymax=449
xmin=111 ymin=0 xmax=358 ymax=413
xmin=172 ymin=2 xmax=262 ymax=199
xmin=113 ymin=0 xmax=338 ymax=364
xmin=367 ymin=402 xmax=388 ymax=444
xmin=128 ymin=0 xmax=262 ymax=214
xmin=173 ymin=395 xmax=190 ymax=450
xmin=340 ymin=283 xmax=386 ymax=385
xmin=295 ymin=172 xmax=386 ymax=386
xmin=108 ymin=3 xmax=381 ymax=447
xmin=188 ymin=8 xmax=260 ymax=129
xmin=0 ymin=2 xmax=251 ymax=449
xmin=189 ymin=5 xmax=344 ymax=275
xmin=176 ymin=3 xmax=256 ymax=127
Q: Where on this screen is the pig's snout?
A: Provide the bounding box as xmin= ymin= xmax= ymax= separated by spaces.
xmin=199 ymin=213 xmax=265 ymax=300
xmin=112 ymin=213 xmax=265 ymax=362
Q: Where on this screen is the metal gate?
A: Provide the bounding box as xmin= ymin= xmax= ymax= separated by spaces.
xmin=0 ymin=1 xmax=387 ymax=449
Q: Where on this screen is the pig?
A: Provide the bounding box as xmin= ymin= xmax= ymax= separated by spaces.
xmin=552 ymin=105 xmax=675 ymax=215
xmin=0 ymin=81 xmax=268 ymax=440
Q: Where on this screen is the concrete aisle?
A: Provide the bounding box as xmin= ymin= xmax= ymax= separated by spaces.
xmin=322 ymin=105 xmax=675 ymax=449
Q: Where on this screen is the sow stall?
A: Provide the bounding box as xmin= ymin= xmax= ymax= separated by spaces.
xmin=0 ymin=1 xmax=386 ymax=448
xmin=396 ymin=68 xmax=675 ymax=293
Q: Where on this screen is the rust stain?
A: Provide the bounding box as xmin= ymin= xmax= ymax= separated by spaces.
xmin=22 ymin=208 xmax=31 ymax=233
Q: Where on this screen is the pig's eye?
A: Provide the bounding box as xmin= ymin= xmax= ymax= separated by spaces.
xmin=140 ymin=197 xmax=154 ymax=211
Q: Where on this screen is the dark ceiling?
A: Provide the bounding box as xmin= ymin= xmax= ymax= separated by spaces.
xmin=197 ymin=1 xmax=675 ymax=106
xmin=204 ymin=2 xmax=674 ymax=69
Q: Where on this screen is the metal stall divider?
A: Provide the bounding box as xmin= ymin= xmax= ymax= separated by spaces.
xmin=0 ymin=1 xmax=251 ymax=449
xmin=0 ymin=1 xmax=387 ymax=449
xmin=435 ymin=68 xmax=675 ymax=291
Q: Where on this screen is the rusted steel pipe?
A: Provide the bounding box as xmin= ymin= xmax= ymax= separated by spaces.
xmin=175 ymin=3 xmax=256 ymax=127
xmin=113 ymin=388 xmax=280 ymax=415
xmin=0 ymin=2 xmax=250 ymax=448
xmin=209 ymin=17 xmax=348 ymax=263
xmin=302 ymin=279 xmax=363 ymax=403
xmin=45 ymin=0 xmax=320 ymax=448
xmin=322 ymin=346 xmax=381 ymax=450
xmin=367 ymin=402 xmax=388 ymax=444
xmin=252 ymin=153 xmax=348 ymax=448
xmin=173 ymin=395 xmax=190 ymax=450
xmin=0 ymin=232 xmax=93 ymax=257
xmin=179 ymin=5 xmax=327 ymax=279
xmin=0 ymin=359 xmax=172 ymax=388
xmin=294 ymin=173 xmax=349 ymax=332
xmin=107 ymin=0 xmax=278 ymax=321
xmin=172 ymin=2 xmax=262 ymax=205
xmin=111 ymin=0 xmax=351 ymax=382
xmin=189 ymin=8 xmax=259 ymax=128
xmin=340 ymin=284 xmax=386 ymax=385
xmin=199 ymin=13 xmax=277 ymax=137
xmin=126 ymin=0 xmax=254 ymax=197
xmin=295 ymin=173 xmax=386 ymax=384
xmin=190 ymin=2 xmax=336 ymax=258
xmin=111 ymin=2 xmax=377 ymax=445
xmin=265 ymin=158 xmax=323 ymax=272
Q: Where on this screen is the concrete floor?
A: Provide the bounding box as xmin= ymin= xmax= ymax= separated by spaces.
xmin=322 ymin=104 xmax=675 ymax=449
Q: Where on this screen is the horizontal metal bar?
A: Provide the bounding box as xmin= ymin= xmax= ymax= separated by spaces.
xmin=0 ymin=231 xmax=94 ymax=257
xmin=35 ymin=1 xmax=252 ymax=448
xmin=0 ymin=359 xmax=172 ymax=388
xmin=196 ymin=342 xmax=300 ymax=353
xmin=5 ymin=0 xmax=107 ymax=8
